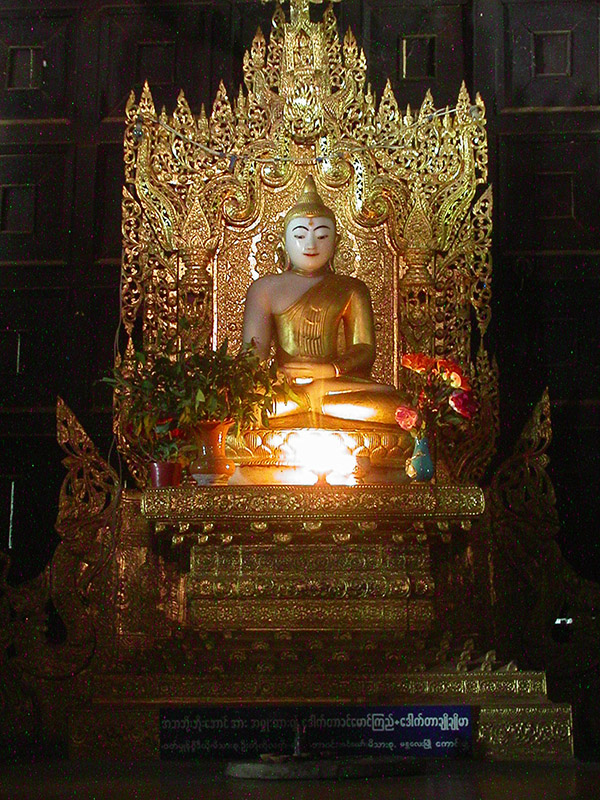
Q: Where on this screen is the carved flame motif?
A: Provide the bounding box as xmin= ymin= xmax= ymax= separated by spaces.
xmin=119 ymin=0 xmax=496 ymax=482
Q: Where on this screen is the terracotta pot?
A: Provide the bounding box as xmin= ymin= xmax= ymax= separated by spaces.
xmin=189 ymin=420 xmax=235 ymax=485
xmin=148 ymin=461 xmax=183 ymax=488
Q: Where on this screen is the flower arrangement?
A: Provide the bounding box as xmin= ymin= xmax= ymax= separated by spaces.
xmin=395 ymin=352 xmax=478 ymax=440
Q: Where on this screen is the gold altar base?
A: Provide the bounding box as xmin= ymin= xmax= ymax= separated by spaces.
xmin=127 ymin=485 xmax=484 ymax=642
xmin=141 ymin=483 xmax=486 ymax=525
xmin=68 ymin=670 xmax=573 ymax=762
xmin=106 ymin=488 xmax=472 ymax=672
xmin=65 ymin=486 xmax=572 ymax=762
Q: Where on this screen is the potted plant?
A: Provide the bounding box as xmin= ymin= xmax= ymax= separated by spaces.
xmin=105 ymin=321 xmax=293 ymax=486
xmin=394 ymin=353 xmax=478 ymax=481
xmin=103 ymin=348 xmax=189 ymax=487
xmin=177 ymin=339 xmax=285 ymax=484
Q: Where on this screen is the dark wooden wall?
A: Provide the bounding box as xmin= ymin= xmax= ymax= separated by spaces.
xmin=1 ymin=0 xmax=598 ymax=586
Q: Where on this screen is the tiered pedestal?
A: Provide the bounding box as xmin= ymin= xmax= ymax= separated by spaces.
xmin=68 ymin=485 xmax=572 ymax=761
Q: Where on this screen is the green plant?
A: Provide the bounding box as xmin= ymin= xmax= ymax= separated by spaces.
xmin=102 ymin=348 xmax=189 ymax=462
xmin=103 ymin=333 xmax=290 ymax=461
xmin=177 ymin=339 xmax=284 ymax=435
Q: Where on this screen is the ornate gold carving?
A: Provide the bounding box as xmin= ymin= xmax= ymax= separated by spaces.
xmin=477 ymin=706 xmax=573 ymax=760
xmin=142 ymin=484 xmax=484 ymax=522
xmin=188 ymin=599 xmax=411 ymax=630
xmin=116 ymin=0 xmax=497 ymax=482
xmin=4 ymin=2 xmax=583 ymax=765
xmin=1 ymin=400 xmax=121 ymax=749
xmin=188 ymin=576 xmax=412 ymax=600
xmin=91 ymin=669 xmax=552 ymax=705
xmin=56 ymin=397 xmax=119 ymax=546
xmin=490 ymin=390 xmax=600 ymax=681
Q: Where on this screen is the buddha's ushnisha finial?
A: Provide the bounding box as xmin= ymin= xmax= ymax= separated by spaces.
xmin=283 ymin=175 xmax=336 ymax=230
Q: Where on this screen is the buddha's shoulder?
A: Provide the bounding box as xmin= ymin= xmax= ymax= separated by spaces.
xmin=328 ymin=273 xmax=370 ymax=294
xmin=245 ymin=273 xmax=284 ymax=295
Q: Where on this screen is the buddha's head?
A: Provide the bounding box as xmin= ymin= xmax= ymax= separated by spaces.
xmin=283 ymin=176 xmax=336 ymax=274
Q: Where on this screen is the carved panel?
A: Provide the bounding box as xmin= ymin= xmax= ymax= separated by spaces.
xmin=361 ymin=0 xmax=468 ymax=107
xmin=187 ymin=597 xmax=413 ymax=630
xmin=477 ymin=705 xmax=573 ymax=760
xmin=96 ymin=3 xmax=270 ymax=121
xmin=6 ymin=46 xmax=43 ymax=89
xmin=401 ymin=34 xmax=436 ymax=80
xmin=92 ymin=670 xmax=554 ymax=704
xmin=0 ymin=148 xmax=73 ymax=264
xmin=136 ymin=40 xmax=176 ymax=86
xmin=0 ymin=9 xmax=75 ymax=119
xmin=98 ymin=5 xmax=190 ymax=119
xmin=499 ymin=135 xmax=600 ymax=252
xmin=534 ymin=171 xmax=574 ymax=220
xmin=533 ymin=30 xmax=571 ymax=78
xmin=504 ymin=1 xmax=599 ymax=108
xmin=142 ymin=484 xmax=486 ymax=522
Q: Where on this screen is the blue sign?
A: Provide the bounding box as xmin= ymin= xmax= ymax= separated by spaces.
xmin=160 ymin=704 xmax=472 ymax=760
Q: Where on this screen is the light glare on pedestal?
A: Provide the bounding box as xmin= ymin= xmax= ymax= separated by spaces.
xmin=282 ymin=430 xmax=357 ymax=485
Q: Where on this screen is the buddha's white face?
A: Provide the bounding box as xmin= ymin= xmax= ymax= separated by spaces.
xmin=285 ymin=215 xmax=335 ymax=274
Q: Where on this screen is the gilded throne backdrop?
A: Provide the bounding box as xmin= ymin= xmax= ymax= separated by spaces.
xmin=1 ymin=0 xmax=599 ymax=757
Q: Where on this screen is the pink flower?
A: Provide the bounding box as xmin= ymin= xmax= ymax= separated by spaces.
xmin=395 ymin=405 xmax=420 ymax=431
xmin=449 ymin=390 xmax=478 ymax=419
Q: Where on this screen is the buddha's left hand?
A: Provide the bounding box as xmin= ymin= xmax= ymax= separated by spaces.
xmin=283 ymin=361 xmax=336 ymax=383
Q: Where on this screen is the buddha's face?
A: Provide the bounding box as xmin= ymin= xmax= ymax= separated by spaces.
xmin=285 ymin=215 xmax=335 ymax=274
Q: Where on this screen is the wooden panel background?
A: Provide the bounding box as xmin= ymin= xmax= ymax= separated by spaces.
xmin=0 ymin=0 xmax=598 ymax=600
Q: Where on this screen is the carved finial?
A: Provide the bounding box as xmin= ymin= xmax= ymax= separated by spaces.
xmin=260 ymin=0 xmax=341 ymax=26
xmin=290 ymin=0 xmax=310 ymax=25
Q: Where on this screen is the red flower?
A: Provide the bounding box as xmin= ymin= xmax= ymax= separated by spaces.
xmin=395 ymin=405 xmax=420 ymax=431
xmin=449 ymin=390 xmax=478 ymax=419
xmin=436 ymin=358 xmax=471 ymax=390
xmin=401 ymin=353 xmax=436 ymax=374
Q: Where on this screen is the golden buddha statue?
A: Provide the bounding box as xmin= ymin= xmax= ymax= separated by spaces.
xmin=242 ymin=176 xmax=406 ymax=429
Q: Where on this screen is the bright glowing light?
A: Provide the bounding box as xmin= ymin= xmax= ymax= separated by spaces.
xmin=282 ymin=430 xmax=357 ymax=485
xmin=263 ymin=431 xmax=286 ymax=449
xmin=321 ymin=402 xmax=378 ymax=422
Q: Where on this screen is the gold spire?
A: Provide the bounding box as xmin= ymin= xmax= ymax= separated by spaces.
xmin=283 ymin=175 xmax=336 ymax=229
xmin=260 ymin=0 xmax=342 ymax=27
xmin=290 ymin=0 xmax=311 ymax=25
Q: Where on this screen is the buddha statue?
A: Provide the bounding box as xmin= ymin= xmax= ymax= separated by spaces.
xmin=242 ymin=176 xmax=406 ymax=430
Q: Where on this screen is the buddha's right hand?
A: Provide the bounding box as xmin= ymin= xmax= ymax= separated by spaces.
xmin=282 ymin=361 xmax=336 ymax=383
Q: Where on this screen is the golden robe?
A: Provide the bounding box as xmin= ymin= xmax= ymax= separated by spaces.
xmin=271 ymin=273 xmax=405 ymax=428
